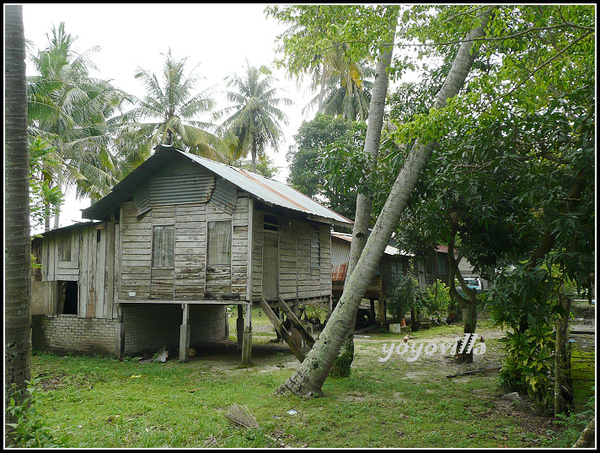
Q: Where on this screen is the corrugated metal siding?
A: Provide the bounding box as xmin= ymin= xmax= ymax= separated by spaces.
xmin=131 ymin=173 xmax=216 ymax=215
xmin=331 ymin=236 xmax=350 ymax=282
xmin=150 ymin=173 xmax=214 ymax=206
xmin=133 ymin=184 xmax=151 ymax=215
xmin=211 ymin=178 xmax=237 ymax=213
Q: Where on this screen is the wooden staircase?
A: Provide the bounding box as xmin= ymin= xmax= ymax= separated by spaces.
xmin=260 ymin=297 xmax=316 ymax=362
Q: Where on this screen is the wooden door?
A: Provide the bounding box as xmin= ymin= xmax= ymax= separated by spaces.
xmin=262 ymin=230 xmax=279 ymax=300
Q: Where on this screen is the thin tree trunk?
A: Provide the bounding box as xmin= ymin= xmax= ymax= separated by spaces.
xmin=277 ymin=10 xmax=493 ymax=396
xmin=53 ymin=203 xmax=61 ymax=229
xmin=331 ymin=15 xmax=397 ymax=377
xmin=5 ymin=4 xmax=32 ymax=412
xmin=554 ymin=292 xmax=572 ymax=416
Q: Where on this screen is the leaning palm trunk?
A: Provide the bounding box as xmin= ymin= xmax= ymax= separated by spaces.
xmin=5 ymin=4 xmax=32 ymax=412
xmin=330 ymin=19 xmax=396 ymax=376
xmin=277 ymin=10 xmax=493 ymax=396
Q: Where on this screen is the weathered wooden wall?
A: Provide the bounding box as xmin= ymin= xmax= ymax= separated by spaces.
xmin=251 ymin=210 xmax=331 ymax=302
xmin=32 ymin=222 xmax=117 ymax=319
xmin=119 ymin=193 xmax=251 ymax=302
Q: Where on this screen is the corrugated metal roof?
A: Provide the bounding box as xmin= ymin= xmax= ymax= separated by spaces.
xmin=182 ymin=149 xmax=352 ymax=226
xmin=32 ymin=221 xmax=102 ymax=238
xmin=331 ymin=232 xmax=411 ymax=257
xmin=82 ymin=145 xmax=353 ymax=227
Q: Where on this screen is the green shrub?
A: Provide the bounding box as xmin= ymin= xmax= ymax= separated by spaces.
xmin=5 ymin=378 xmax=67 ymax=448
xmin=387 ymin=271 xmax=422 ymax=322
xmin=421 ymin=280 xmax=452 ymax=326
xmin=542 ymin=388 xmax=595 ymax=448
xmin=499 ymin=319 xmax=556 ymax=414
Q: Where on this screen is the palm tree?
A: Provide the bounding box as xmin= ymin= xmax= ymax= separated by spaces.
xmin=122 ymin=48 xmax=224 ymax=161
xmin=218 ymin=62 xmax=292 ymax=172
xmin=27 ymin=23 xmax=127 ymax=227
xmin=5 ymin=4 xmax=32 ymax=415
xmin=304 ymin=52 xmax=374 ymax=122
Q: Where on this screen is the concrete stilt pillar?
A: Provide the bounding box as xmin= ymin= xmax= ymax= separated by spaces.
xmin=179 ymin=303 xmax=191 ymax=363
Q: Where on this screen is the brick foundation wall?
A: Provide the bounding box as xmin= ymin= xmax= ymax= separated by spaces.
xmin=32 ymin=315 xmax=118 ymax=356
xmin=31 ymin=304 xmax=228 ymax=357
xmin=121 ymin=304 xmax=228 ymax=355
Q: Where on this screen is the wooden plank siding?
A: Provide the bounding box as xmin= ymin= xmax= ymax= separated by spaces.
xmin=119 ymin=190 xmax=251 ymax=302
xmin=34 ymin=179 xmax=333 ymax=317
xmin=251 ymin=211 xmax=332 ymax=303
xmin=33 ymin=222 xmax=118 ymax=319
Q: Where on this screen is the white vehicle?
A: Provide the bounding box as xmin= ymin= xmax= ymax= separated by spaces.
xmin=464 ymin=277 xmax=482 ymax=292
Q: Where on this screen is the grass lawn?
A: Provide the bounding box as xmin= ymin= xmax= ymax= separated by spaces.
xmin=23 ymin=315 xmax=595 ymax=448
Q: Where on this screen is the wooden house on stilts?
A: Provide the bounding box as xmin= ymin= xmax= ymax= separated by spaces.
xmin=331 ymin=232 xmax=412 ymax=326
xmin=31 ymin=145 xmax=353 ymax=364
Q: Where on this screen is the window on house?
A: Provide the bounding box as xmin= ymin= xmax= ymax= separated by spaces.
xmin=60 ymin=236 xmax=71 ymax=261
xmin=152 ymin=225 xmax=175 ymax=268
xmin=310 ymin=225 xmax=320 ymax=270
xmin=437 ymin=255 xmax=448 ymax=276
xmin=60 ymin=281 xmax=78 ymax=315
xmin=208 ymin=221 xmax=231 ymax=266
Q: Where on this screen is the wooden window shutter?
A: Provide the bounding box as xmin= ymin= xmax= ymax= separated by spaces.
xmin=207 ymin=221 xmax=232 ymax=266
xmin=152 ymin=225 xmax=174 ymax=268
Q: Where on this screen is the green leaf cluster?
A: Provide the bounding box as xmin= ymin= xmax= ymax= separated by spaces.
xmin=387 ymin=270 xmax=422 ymax=323
xmin=498 ymin=324 xmax=556 ymax=413
xmin=287 ymin=114 xmax=366 ymax=220
xmin=5 ymin=378 xmax=67 ymax=448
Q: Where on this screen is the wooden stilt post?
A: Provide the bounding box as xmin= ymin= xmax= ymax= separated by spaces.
xmin=369 ymin=299 xmax=376 ymax=325
xmin=378 ymin=299 xmax=386 ymax=325
xmin=241 ymin=302 xmax=252 ymax=365
xmin=236 ymin=305 xmax=244 ymax=349
xmin=179 ymin=303 xmax=191 ymax=363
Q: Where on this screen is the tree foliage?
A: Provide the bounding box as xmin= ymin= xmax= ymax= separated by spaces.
xmin=217 ymin=62 xmax=292 ymax=173
xmin=121 ymin=48 xmax=223 ymax=163
xmin=28 ymin=137 xmax=64 ymax=231
xmin=376 ymin=4 xmax=594 ymax=402
xmin=27 ymin=22 xmax=128 ymax=213
xmin=287 ymin=113 xmax=365 ymax=220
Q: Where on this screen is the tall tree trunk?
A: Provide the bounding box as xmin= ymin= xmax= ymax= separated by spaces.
xmin=276 ymin=10 xmax=493 ymax=397
xmin=53 ymin=203 xmax=61 ymax=229
xmin=447 ymin=225 xmax=479 ymax=363
xmin=331 ymin=13 xmax=397 ymax=377
xmin=5 ymin=4 xmax=32 ymax=412
xmin=251 ymin=135 xmax=257 ymax=173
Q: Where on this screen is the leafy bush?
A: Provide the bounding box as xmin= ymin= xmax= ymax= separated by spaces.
xmin=388 ymin=275 xmax=456 ymax=327
xmin=387 ymin=271 xmax=422 ymax=323
xmin=5 ymin=378 xmax=66 ymax=448
xmin=499 ymin=318 xmax=556 ymax=414
xmin=303 ymin=302 xmax=328 ymax=328
xmin=420 ymin=280 xmax=452 ymax=326
xmin=542 ymin=388 xmax=595 ymax=448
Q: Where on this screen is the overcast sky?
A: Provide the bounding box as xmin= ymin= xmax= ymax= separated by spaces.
xmin=21 ymin=3 xmax=312 ymax=228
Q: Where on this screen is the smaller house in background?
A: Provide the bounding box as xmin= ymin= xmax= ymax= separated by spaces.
xmin=417 ymin=245 xmax=488 ymax=291
xmin=416 ymin=245 xmax=450 ymax=289
xmin=331 ymin=232 xmax=412 ymax=326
